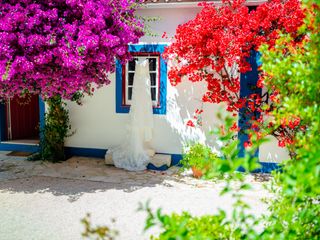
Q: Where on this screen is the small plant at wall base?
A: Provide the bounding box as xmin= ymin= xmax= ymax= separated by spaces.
xmin=181 ymin=143 xmax=221 ymax=179
xmin=40 ymin=95 xmax=73 ymax=162
xmin=182 ymin=111 xmax=261 ymax=180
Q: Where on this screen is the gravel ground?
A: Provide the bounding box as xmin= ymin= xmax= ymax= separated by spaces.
xmin=0 ymin=154 xmax=272 ymax=240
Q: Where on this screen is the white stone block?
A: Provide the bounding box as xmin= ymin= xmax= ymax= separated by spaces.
xmin=104 ymin=153 xmax=114 ymax=165
xmin=150 ymin=154 xmax=171 ymax=167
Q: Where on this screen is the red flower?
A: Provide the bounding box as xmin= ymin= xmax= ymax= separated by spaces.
xmin=230 ymin=122 xmax=239 ymax=132
xmin=162 ymin=0 xmax=304 ymax=149
xmin=161 ymin=32 xmax=168 ymax=39
xmin=278 ymin=141 xmax=286 ymax=148
xmin=244 ymin=141 xmax=252 ymax=148
xmin=186 ymin=120 xmax=195 ymax=127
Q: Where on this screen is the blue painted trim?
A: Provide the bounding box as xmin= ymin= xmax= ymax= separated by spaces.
xmin=115 ymin=59 xmax=125 ymax=114
xmin=0 ymin=142 xmax=278 ymax=173
xmin=64 ymin=147 xmax=278 ymax=173
xmin=147 ymin=163 xmax=169 ymax=171
xmin=0 ymin=143 xmax=39 ymax=152
xmin=65 ymin=146 xmax=107 ymax=159
xmin=238 ymin=50 xmax=262 ymax=171
xmin=39 ymin=97 xmax=45 ymax=141
xmin=170 ymin=154 xmax=183 ymax=166
xmin=252 ymin=162 xmax=281 ymax=173
xmin=116 ymin=44 xmax=168 ymax=115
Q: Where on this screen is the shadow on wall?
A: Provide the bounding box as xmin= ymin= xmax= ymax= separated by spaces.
xmin=259 ymin=135 xmax=290 ymax=163
xmin=163 ymin=79 xmax=227 ymax=154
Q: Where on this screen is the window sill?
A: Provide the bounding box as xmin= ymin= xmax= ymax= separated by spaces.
xmin=116 ymin=104 xmax=166 ymax=115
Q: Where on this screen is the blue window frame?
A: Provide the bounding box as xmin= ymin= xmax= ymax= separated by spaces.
xmin=116 ymin=44 xmax=167 ymax=114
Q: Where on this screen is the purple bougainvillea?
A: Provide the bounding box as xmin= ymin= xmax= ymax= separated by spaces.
xmin=0 ymin=0 xmax=144 ymax=100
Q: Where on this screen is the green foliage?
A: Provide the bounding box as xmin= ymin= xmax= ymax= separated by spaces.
xmin=40 ymin=95 xmax=73 ymax=162
xmin=181 ymin=113 xmax=261 ymax=180
xmin=81 ymin=214 xmax=119 ymax=240
xmin=213 ymin=113 xmax=262 ymax=175
xmin=181 ymin=143 xmax=222 ymax=179
xmin=258 ymin=0 xmax=320 ymax=238
xmin=140 ymin=175 xmax=261 ymax=240
xmin=140 ymin=201 xmax=235 ymax=240
xmin=138 ymin=15 xmax=161 ymax=37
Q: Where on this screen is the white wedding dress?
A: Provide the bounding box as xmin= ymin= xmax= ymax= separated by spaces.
xmin=106 ymin=59 xmax=154 ymax=171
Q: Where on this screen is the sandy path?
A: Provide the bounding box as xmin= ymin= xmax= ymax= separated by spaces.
xmin=0 ymin=156 xmax=272 ymax=240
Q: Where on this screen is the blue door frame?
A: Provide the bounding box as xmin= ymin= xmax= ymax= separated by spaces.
xmin=0 ymin=97 xmax=45 ymax=152
xmin=238 ymin=51 xmax=279 ymax=173
xmin=238 ymin=50 xmax=262 ymax=159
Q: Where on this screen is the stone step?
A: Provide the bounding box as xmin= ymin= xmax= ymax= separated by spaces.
xmin=105 ymin=153 xmax=171 ymax=168
xmin=150 ymin=154 xmax=171 ymax=168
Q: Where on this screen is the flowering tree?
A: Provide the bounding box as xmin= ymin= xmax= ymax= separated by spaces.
xmin=0 ymin=0 xmax=144 ymax=160
xmin=0 ymin=0 xmax=143 ymax=100
xmin=163 ymin=0 xmax=305 ymax=152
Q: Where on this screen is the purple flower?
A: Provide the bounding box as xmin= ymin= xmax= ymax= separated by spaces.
xmin=0 ymin=0 xmax=144 ymax=100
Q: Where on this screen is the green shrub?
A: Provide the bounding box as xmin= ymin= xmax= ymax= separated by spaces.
xmin=140 ymin=195 xmax=259 ymax=240
xmin=36 ymin=95 xmax=74 ymax=162
xmin=147 ymin=210 xmax=234 ymax=240
xmin=257 ymin=0 xmax=320 ymax=238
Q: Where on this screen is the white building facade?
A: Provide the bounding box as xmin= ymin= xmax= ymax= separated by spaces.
xmin=0 ymin=0 xmax=289 ymax=172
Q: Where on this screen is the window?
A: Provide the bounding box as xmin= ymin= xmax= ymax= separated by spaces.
xmin=125 ymin=55 xmax=160 ymax=106
xmin=116 ymin=44 xmax=167 ymax=115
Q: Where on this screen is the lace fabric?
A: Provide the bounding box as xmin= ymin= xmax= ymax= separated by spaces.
xmin=106 ymin=59 xmax=154 ymax=171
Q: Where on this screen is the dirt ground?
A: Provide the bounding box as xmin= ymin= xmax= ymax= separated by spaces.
xmin=0 ymin=151 xmax=272 ymax=240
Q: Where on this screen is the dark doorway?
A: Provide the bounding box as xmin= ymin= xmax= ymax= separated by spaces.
xmin=5 ymin=94 xmax=40 ymax=144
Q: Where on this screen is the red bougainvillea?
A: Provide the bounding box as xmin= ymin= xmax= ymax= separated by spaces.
xmin=164 ymin=0 xmax=305 ymax=150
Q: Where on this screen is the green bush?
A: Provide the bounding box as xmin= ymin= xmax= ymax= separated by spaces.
xmin=257 ymin=0 xmax=320 ymax=238
xmin=145 ymin=210 xmax=234 ymax=240
xmin=40 ymin=95 xmax=74 ymax=162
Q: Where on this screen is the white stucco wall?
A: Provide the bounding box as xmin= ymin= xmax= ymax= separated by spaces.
xmin=64 ymin=6 xmax=290 ymax=162
xmin=65 ymin=7 xmax=209 ymax=154
xmin=64 ymin=69 xmax=223 ymax=154
xmin=259 ymin=136 xmax=290 ymax=163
